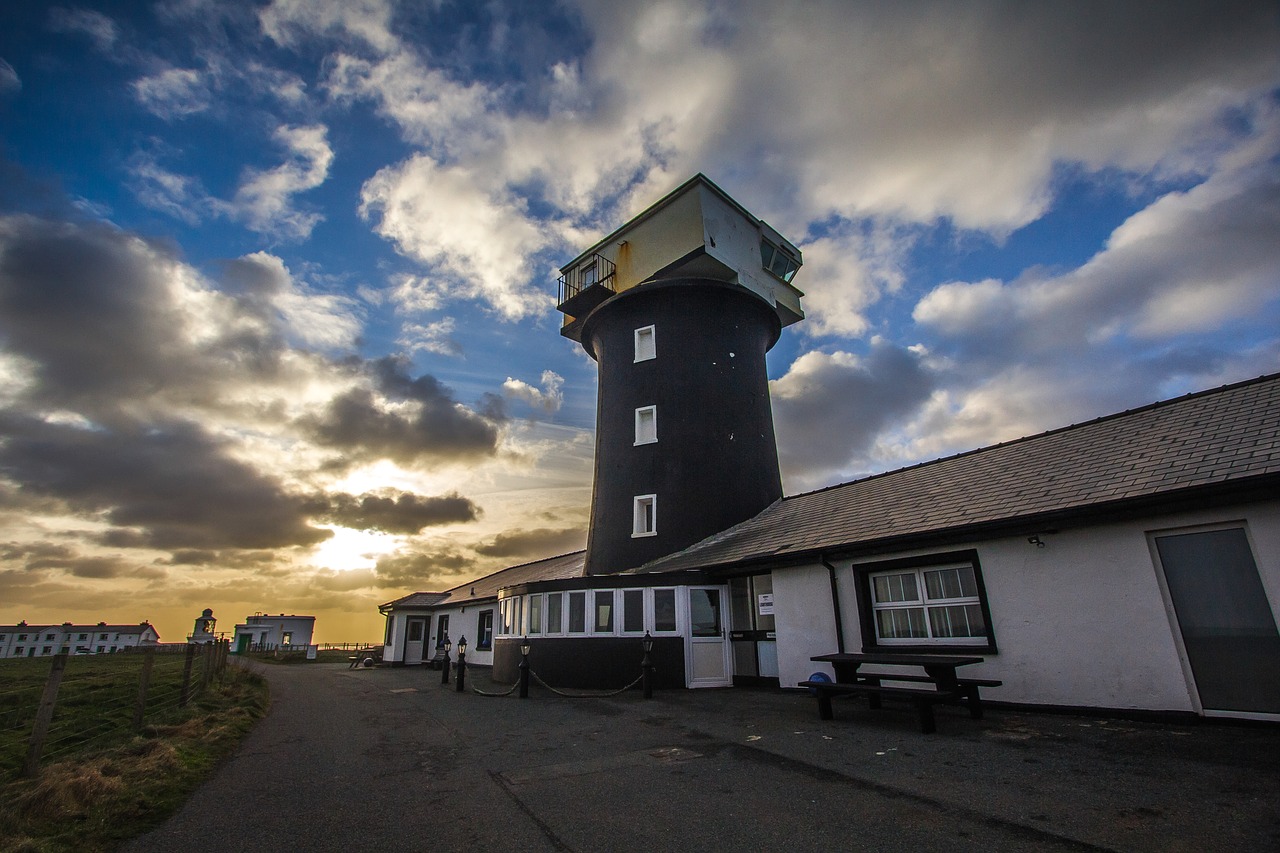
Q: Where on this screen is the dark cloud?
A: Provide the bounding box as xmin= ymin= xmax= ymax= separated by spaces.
xmin=0 ymin=412 xmax=330 ymax=550
xmin=374 ymin=546 xmax=477 ymax=588
xmin=314 ymin=490 xmax=480 ymax=534
xmin=772 ymin=342 xmax=935 ymax=488
xmin=303 ymin=356 xmax=503 ymax=466
xmin=0 ymin=216 xmax=212 ymax=412
xmin=475 ymin=526 xmax=586 ymax=559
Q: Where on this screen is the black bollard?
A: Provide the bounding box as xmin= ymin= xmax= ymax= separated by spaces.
xmin=519 ymin=638 xmax=531 ymax=699
xmin=440 ymin=635 xmax=451 ymax=685
xmin=641 ymin=631 xmax=655 ymax=699
xmin=455 ymin=636 xmax=467 ymax=692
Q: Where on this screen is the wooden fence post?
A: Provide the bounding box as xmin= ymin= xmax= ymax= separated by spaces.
xmin=201 ymin=642 xmax=213 ymax=692
xmin=133 ymin=647 xmax=157 ymax=730
xmin=23 ymin=653 xmax=69 ymax=777
xmin=180 ymin=643 xmax=196 ymax=707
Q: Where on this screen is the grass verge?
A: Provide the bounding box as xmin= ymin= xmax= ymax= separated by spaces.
xmin=0 ymin=664 xmax=268 ymax=853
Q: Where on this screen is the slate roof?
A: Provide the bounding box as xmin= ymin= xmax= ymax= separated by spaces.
xmin=637 ymin=373 xmax=1280 ymax=574
xmin=381 ymin=551 xmax=587 ymax=611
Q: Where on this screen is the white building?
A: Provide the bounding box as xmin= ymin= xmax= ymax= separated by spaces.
xmin=231 ymin=613 xmax=316 ymax=653
xmin=0 ymin=621 xmax=161 ymax=658
xmin=379 ymin=174 xmax=1280 ymax=721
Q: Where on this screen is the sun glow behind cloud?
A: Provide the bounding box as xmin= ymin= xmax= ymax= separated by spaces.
xmin=310 ymin=525 xmax=402 ymax=571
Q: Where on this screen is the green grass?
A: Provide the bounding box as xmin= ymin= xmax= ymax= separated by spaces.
xmin=0 ymin=657 xmax=268 ymax=853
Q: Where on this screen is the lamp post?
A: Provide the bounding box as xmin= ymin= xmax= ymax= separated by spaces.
xmin=440 ymin=635 xmax=451 ymax=685
xmin=641 ymin=631 xmax=655 ymax=699
xmin=455 ymin=636 xmax=467 ymax=692
xmin=518 ymin=637 xmax=531 ymax=699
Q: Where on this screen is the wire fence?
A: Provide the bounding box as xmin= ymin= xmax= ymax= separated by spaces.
xmin=0 ymin=641 xmax=236 ymax=779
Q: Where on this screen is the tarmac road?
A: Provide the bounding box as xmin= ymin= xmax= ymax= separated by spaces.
xmin=122 ymin=661 xmax=1280 ymax=853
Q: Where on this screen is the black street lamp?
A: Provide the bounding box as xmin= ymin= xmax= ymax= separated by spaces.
xmin=518 ymin=637 xmax=531 ymax=699
xmin=440 ymin=634 xmax=451 ymax=685
xmin=455 ymin=635 xmax=467 ymax=692
xmin=641 ymin=631 xmax=655 ymax=699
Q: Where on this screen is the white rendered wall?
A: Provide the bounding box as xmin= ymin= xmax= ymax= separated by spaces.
xmin=774 ymin=499 xmax=1280 ymax=714
xmin=772 ymin=565 xmax=841 ymax=685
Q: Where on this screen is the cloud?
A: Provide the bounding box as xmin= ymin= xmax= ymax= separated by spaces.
xmin=316 ymin=491 xmax=480 ymax=533
xmin=503 ymin=371 xmax=564 ymax=414
xmin=222 ymin=251 xmax=362 ymax=351
xmin=912 ymin=129 xmax=1280 ymax=365
xmin=47 ymin=7 xmax=119 ymax=52
xmin=474 ymin=526 xmax=585 ymax=559
xmin=131 ymin=67 xmax=212 ymax=118
xmin=359 ymin=157 xmax=555 ymax=320
xmin=219 ymin=124 xmax=333 ymax=239
xmin=398 ymin=317 xmax=462 ymax=357
xmin=374 ymin=544 xmax=477 ymax=588
xmin=0 ymin=59 xmax=19 ymax=94
xmin=128 ymin=125 xmax=333 ymax=240
xmin=771 ymin=343 xmax=935 ymax=489
xmin=302 ymin=356 xmax=504 ymax=467
xmin=260 ymin=0 xmax=400 ymax=55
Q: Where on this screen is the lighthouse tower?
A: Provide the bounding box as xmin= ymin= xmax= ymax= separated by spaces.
xmin=556 ymin=175 xmax=805 ymax=574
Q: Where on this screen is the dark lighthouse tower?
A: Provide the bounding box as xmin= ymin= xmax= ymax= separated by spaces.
xmin=556 ymin=175 xmax=805 ymax=574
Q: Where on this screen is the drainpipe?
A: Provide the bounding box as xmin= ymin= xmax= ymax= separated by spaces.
xmin=821 ymin=556 xmax=847 ymax=653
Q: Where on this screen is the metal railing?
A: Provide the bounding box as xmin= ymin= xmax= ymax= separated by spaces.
xmin=557 ymin=253 xmax=616 ymax=305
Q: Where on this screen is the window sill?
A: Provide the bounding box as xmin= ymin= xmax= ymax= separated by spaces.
xmin=631 ymin=531 xmax=657 ymax=538
xmin=866 ymin=643 xmax=997 ymax=655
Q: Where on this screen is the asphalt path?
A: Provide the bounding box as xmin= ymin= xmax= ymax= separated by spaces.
xmin=122 ymin=661 xmax=1280 ymax=853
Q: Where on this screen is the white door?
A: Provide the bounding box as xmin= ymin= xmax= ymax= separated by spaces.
xmin=686 ymin=587 xmax=731 ymax=687
xmin=404 ymin=617 xmax=427 ymax=665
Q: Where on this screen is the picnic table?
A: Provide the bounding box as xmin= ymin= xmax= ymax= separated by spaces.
xmin=801 ymin=652 xmax=1000 ymax=733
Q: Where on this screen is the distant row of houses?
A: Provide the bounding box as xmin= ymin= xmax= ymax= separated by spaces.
xmin=0 ymin=621 xmax=160 ymax=658
xmin=0 ymin=609 xmax=318 ymax=659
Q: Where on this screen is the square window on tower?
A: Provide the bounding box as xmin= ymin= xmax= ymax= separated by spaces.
xmin=634 ymin=325 xmax=656 ymax=362
xmin=635 ymin=406 xmax=657 ymax=445
xmin=632 ymin=494 xmax=657 ymax=537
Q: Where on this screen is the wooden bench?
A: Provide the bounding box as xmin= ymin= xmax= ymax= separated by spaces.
xmin=850 ymin=673 xmax=1003 ymax=719
xmin=799 ymin=680 xmax=963 ymax=734
xmin=425 ymin=649 xmax=450 ymax=670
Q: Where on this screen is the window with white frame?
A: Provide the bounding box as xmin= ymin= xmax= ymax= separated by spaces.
xmin=594 ymin=591 xmax=614 ymax=633
xmin=635 ymin=406 xmax=657 ymax=445
xmin=854 ymin=551 xmax=995 ymax=651
xmin=568 ymin=592 xmax=587 ymax=633
xmin=622 ymin=589 xmax=644 ymax=633
xmin=634 ymin=325 xmax=656 ymax=362
xmin=653 ymin=588 xmax=678 ymax=633
xmin=528 ymin=595 xmax=542 ymax=634
xmin=546 ymin=592 xmax=563 ymax=633
xmin=632 ymin=494 xmax=656 ymax=537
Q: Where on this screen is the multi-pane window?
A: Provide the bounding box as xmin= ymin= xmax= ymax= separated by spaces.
xmin=635 ymin=406 xmax=657 ymax=445
xmin=633 ymin=494 xmax=656 ymax=537
xmin=477 ymin=611 xmax=494 ymax=650
xmin=634 ymin=325 xmax=656 ymax=362
xmin=760 ymin=238 xmax=800 ymax=282
xmin=870 ymin=563 xmax=986 ymax=645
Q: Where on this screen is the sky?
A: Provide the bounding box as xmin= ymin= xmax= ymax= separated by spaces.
xmin=1 ymin=1 xmax=1278 ymax=644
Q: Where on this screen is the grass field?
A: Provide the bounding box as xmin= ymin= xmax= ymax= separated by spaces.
xmin=0 ymin=655 xmax=268 ymax=852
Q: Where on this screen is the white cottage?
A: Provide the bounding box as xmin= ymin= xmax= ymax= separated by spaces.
xmin=231 ymin=613 xmax=316 ymax=653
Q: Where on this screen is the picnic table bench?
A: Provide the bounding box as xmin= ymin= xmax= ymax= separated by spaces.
xmin=348 ymin=648 xmax=381 ymax=668
xmin=803 ymin=652 xmax=1001 ymax=733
